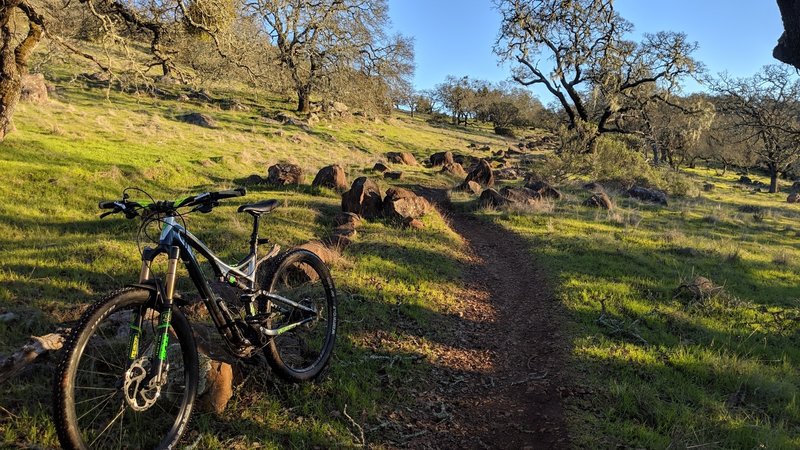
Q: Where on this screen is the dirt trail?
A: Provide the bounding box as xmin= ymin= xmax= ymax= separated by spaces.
xmin=405 ymin=188 xmax=570 ymax=449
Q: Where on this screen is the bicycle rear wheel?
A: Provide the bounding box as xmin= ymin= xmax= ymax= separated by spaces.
xmin=261 ymin=249 xmax=337 ymax=382
xmin=54 ymin=288 xmax=198 ymax=450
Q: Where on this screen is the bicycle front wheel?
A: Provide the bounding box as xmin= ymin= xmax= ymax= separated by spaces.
xmin=261 ymin=249 xmax=338 ymax=382
xmin=54 ymin=288 xmax=198 ymax=450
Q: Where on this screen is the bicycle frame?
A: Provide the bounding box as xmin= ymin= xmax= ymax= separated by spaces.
xmin=131 ymin=215 xmax=316 ymax=372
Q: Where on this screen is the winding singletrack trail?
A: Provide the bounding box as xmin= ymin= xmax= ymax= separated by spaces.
xmin=403 ymin=188 xmax=571 ymax=449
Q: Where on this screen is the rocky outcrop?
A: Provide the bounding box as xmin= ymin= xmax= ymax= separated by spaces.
xmin=383 ymin=187 xmax=432 ymax=221
xmin=386 ymin=152 xmax=418 ymax=166
xmin=177 ymin=112 xmax=217 ymax=128
xmin=524 ymin=180 xmax=562 ymax=200
xmin=341 ymin=177 xmax=383 ymax=219
xmin=463 ymin=159 xmax=494 ymax=187
xmin=627 ymin=186 xmax=668 ymax=206
xmin=430 ymin=151 xmax=454 ymax=167
xmin=479 ymin=188 xmax=509 ymax=208
xmin=312 ymin=164 xmax=348 ymax=191
xmin=441 ymin=162 xmax=466 ymax=177
xmin=583 ymin=192 xmax=614 ymax=210
xmin=267 ymin=163 xmax=303 ymax=186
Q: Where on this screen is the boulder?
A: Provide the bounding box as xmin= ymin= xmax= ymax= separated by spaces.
xmin=583 ymin=192 xmax=614 ymax=210
xmin=464 ymin=159 xmax=494 ymax=187
xmin=200 ymin=361 xmax=233 ymax=414
xmin=583 ymin=182 xmax=606 ymax=193
xmin=384 ymin=171 xmax=403 ymax=180
xmin=628 ymin=186 xmax=668 ymax=206
xmin=20 ymin=73 xmax=48 ymax=104
xmin=525 ymin=180 xmax=562 ymax=200
xmin=333 ymin=211 xmax=362 ymax=228
xmin=788 ymin=192 xmax=800 ymax=203
xmin=441 ymin=162 xmax=466 ymax=177
xmin=499 ymin=186 xmax=541 ymax=204
xmin=791 ymin=181 xmax=800 ymax=193
xmin=479 ymin=188 xmax=509 ymax=208
xmin=458 ymin=180 xmax=482 ymax=195
xmin=312 ymin=164 xmax=348 ymax=191
xmin=386 ymin=152 xmax=418 ymax=166
xmin=703 ymin=183 xmax=715 ymax=192
xmin=404 ymin=218 xmax=425 ymax=229
xmin=429 ymin=151 xmax=455 ymax=167
xmin=243 ymin=174 xmax=264 ymax=185
xmin=267 ymin=163 xmax=303 ymax=185
xmin=495 ymin=167 xmax=521 ymax=180
xmin=332 ymin=101 xmax=349 ymax=113
xmin=341 ymin=177 xmax=383 ymax=219
xmin=453 ymin=154 xmax=479 ymax=169
xmin=739 ymin=175 xmax=753 ymax=184
xmin=383 ymin=187 xmax=432 ymax=221
xmin=177 ymin=112 xmax=217 ymax=128
xmin=220 ymin=99 xmax=249 ymax=111
xmin=373 ymin=162 xmax=389 ymax=172
xmin=296 ymin=241 xmax=340 ymax=265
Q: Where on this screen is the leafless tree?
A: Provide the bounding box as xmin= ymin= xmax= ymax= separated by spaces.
xmin=711 ymin=65 xmax=800 ymax=193
xmin=494 ymin=0 xmax=700 ymax=149
xmin=247 ymin=0 xmax=413 ymax=113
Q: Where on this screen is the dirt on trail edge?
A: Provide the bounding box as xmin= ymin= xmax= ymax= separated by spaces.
xmin=403 ymin=188 xmax=571 ymax=449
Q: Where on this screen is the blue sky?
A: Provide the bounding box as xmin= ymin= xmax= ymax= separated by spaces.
xmin=387 ymin=0 xmax=785 ymax=96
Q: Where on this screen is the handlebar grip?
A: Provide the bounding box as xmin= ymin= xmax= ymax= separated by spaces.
xmin=214 ymin=187 xmax=246 ymax=199
xmin=99 ymin=201 xmax=118 ymax=209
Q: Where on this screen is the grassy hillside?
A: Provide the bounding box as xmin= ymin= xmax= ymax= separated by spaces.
xmin=0 ymin=70 xmax=511 ymax=448
xmin=465 ymin=170 xmax=800 ymax=448
xmin=3 ymin=65 xmax=800 ymax=449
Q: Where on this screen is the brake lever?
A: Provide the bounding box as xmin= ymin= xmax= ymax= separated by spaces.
xmin=99 ymin=210 xmax=117 ymax=219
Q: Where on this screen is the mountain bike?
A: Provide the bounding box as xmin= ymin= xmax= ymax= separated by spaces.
xmin=53 ymin=187 xmax=338 ymax=450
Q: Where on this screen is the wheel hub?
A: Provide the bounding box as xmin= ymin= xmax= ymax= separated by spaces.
xmin=123 ymin=357 xmax=166 ymax=411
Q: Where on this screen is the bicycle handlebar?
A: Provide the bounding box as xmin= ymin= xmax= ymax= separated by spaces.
xmin=98 ymin=188 xmax=247 ymax=219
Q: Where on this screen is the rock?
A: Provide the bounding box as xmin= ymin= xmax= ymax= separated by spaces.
xmin=176 ymin=112 xmax=217 ymax=128
xmin=739 ymin=175 xmax=753 ymax=184
xmin=628 ymin=186 xmax=668 ymax=206
xmin=464 ymin=159 xmax=494 ymax=187
xmin=382 ymin=187 xmax=432 ymax=221
xmin=333 ymin=212 xmax=362 ymax=228
xmin=453 ymin=154 xmax=478 ymax=169
xmin=0 ymin=312 xmax=18 ymax=322
xmin=386 ymin=152 xmax=418 ymax=166
xmin=243 ymin=174 xmax=264 ymax=185
xmin=312 ymin=164 xmax=348 ymax=191
xmin=791 ymin=181 xmax=800 ymax=193
xmin=458 ymin=180 xmax=482 ymax=195
xmin=495 ymin=167 xmax=521 ymax=180
xmin=276 ymin=112 xmax=310 ymax=129
xmin=20 ymin=73 xmax=48 ymax=104
xmin=404 ymin=218 xmax=424 ymax=229
xmin=674 ymin=276 xmax=722 ymax=302
xmin=341 ymin=177 xmax=383 ymax=219
xmin=479 ymin=188 xmax=509 ymax=208
xmin=201 ymin=361 xmax=233 ymax=414
xmin=703 ymin=183 xmax=715 ymax=192
xmin=429 ymin=151 xmax=455 ymax=167
xmin=494 ymin=126 xmax=515 ymax=138
xmin=525 ymin=180 xmax=562 ymax=200
xmin=479 ymin=145 xmax=491 ymax=151
xmin=307 ymin=112 xmax=320 ymax=126
xmin=384 ymin=171 xmax=403 ymax=180
xmin=220 ymin=99 xmax=249 ymax=111
xmin=296 ymin=241 xmax=340 ymax=265
xmin=505 ymin=148 xmax=523 ymax=156
xmin=373 ymin=162 xmax=389 ymax=172
xmin=332 ymin=101 xmax=349 ymax=113
xmin=499 ymin=186 xmax=541 ymax=204
xmin=177 ymin=94 xmax=191 ymax=102
xmin=441 ymin=162 xmax=466 ymax=177
xmin=267 ymin=163 xmax=303 ymax=185
xmin=583 ymin=192 xmax=614 ymax=210
xmin=788 ymin=192 xmax=800 ymax=203
xmin=583 ymin=182 xmax=606 ymax=193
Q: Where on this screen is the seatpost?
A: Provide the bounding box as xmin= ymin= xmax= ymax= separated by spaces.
xmin=249 ymin=215 xmax=260 ymax=252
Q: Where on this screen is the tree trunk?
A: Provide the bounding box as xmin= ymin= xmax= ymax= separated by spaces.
xmin=297 ymin=87 xmax=311 ymax=113
xmin=770 ymin=169 xmax=779 ymax=193
xmin=775 ymin=0 xmax=800 ymax=69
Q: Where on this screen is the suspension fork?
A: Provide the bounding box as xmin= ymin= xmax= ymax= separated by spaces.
xmin=126 ymin=256 xmax=153 ymax=362
xmin=151 ymin=245 xmax=180 ymax=382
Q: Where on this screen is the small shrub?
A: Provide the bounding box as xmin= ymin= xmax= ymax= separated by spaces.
xmin=773 ymin=250 xmax=791 ymax=266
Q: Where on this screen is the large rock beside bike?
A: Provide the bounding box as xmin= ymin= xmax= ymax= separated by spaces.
xmin=296 ymin=241 xmax=339 ymax=265
xmin=382 ymin=187 xmax=432 ymax=221
xmin=463 ymin=159 xmax=494 ymax=187
xmin=267 ymin=163 xmax=303 ymax=186
xmin=312 ymin=164 xmax=347 ymax=191
xmin=341 ymin=177 xmax=383 ymax=219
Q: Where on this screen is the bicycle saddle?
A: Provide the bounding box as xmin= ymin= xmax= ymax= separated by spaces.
xmin=238 ymin=199 xmax=280 ymax=216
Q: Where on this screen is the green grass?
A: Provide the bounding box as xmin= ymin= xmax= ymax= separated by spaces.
xmin=0 ymin=66 xmax=509 ymax=448
xmin=468 ymin=170 xmax=800 ymax=449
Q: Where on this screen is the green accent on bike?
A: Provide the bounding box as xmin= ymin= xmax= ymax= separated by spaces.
xmin=157 ymin=309 xmax=172 ymax=360
xmin=275 ymin=322 xmax=302 ymax=335
xmin=228 ymin=275 xmax=237 ymax=285
xmin=129 ymin=325 xmax=141 ymax=332
xmin=129 ymin=334 xmax=139 ymax=360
